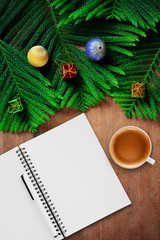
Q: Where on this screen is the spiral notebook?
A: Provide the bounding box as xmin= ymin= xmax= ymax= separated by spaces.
xmin=0 ymin=114 xmax=131 ymax=240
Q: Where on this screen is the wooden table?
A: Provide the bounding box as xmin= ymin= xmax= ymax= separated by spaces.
xmin=0 ymin=96 xmax=159 ymax=240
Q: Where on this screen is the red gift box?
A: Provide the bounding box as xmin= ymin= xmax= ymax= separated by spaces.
xmin=62 ymin=63 xmax=77 ymax=78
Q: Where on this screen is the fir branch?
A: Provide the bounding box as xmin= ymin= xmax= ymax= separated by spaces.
xmin=0 ymin=0 xmax=145 ymax=116
xmin=0 ymin=40 xmax=61 ymax=132
xmin=51 ymin=0 xmax=160 ymax=30
xmin=109 ymin=30 xmax=160 ymax=120
xmin=1 ymin=0 xmax=158 ymax=133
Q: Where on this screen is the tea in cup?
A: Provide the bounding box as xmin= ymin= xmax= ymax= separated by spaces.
xmin=109 ymin=126 xmax=155 ymax=169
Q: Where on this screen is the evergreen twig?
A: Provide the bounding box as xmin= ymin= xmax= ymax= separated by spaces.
xmin=51 ymin=0 xmax=160 ymax=30
xmin=109 ymin=31 xmax=160 ymax=120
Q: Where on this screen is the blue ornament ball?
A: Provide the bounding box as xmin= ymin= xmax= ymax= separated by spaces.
xmin=85 ymin=38 xmax=106 ymax=61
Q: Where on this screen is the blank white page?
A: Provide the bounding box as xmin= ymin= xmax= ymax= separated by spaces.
xmin=20 ymin=114 xmax=131 ymax=237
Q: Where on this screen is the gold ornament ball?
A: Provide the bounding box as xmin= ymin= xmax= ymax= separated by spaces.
xmin=27 ymin=46 xmax=49 ymax=67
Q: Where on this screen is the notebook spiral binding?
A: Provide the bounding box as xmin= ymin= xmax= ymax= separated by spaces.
xmin=16 ymin=147 xmax=67 ymax=238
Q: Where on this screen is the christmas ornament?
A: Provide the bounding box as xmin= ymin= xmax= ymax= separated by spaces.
xmin=131 ymin=82 xmax=145 ymax=98
xmin=8 ymin=97 xmax=23 ymax=114
xmin=54 ymin=60 xmax=77 ymax=79
xmin=27 ymin=46 xmax=49 ymax=67
xmin=85 ymin=39 xmax=106 ymax=61
xmin=62 ymin=63 xmax=77 ymax=78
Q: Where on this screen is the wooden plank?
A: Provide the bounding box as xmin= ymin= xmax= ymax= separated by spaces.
xmin=0 ymin=95 xmax=159 ymax=240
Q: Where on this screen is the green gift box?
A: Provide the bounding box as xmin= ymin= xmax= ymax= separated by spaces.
xmin=8 ymin=97 xmax=23 ymax=114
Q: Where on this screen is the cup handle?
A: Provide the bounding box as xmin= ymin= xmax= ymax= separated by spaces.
xmin=146 ymin=157 xmax=155 ymax=165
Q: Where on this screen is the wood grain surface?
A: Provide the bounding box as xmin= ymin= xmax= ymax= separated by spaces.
xmin=0 ymin=96 xmax=159 ymax=240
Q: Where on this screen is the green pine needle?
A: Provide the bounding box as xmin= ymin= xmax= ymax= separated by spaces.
xmin=0 ymin=0 xmax=145 ymax=119
xmin=0 ymin=0 xmax=160 ymax=133
xmin=51 ymin=0 xmax=160 ymax=30
xmin=0 ymin=40 xmax=61 ymax=132
xmin=109 ymin=30 xmax=160 ymax=120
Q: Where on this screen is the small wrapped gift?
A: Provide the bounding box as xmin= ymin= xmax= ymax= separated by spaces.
xmin=131 ymin=82 xmax=145 ymax=98
xmin=8 ymin=97 xmax=23 ymax=114
xmin=62 ymin=63 xmax=77 ymax=79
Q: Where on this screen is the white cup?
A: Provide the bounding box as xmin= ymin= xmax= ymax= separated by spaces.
xmin=109 ymin=126 xmax=155 ymax=169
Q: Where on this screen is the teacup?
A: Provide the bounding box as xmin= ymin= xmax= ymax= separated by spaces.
xmin=109 ymin=126 xmax=155 ymax=169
